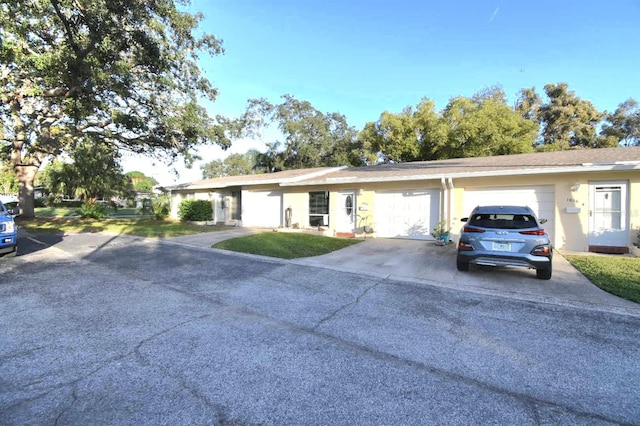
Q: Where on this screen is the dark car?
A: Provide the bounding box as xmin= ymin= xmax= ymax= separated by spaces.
xmin=456 ymin=205 xmax=553 ymax=280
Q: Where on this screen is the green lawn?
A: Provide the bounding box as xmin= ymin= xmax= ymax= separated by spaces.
xmin=565 ymin=254 xmax=640 ymax=303
xmin=213 ymin=232 xmax=362 ymax=259
xmin=34 ymin=206 xmax=150 ymax=218
xmin=18 ymin=217 xmax=231 ymax=238
xmin=34 ymin=207 xmax=80 ymax=217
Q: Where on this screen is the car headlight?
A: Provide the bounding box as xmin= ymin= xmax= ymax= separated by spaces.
xmin=4 ymin=222 xmax=15 ymax=233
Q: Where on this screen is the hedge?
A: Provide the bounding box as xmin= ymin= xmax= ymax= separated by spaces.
xmin=178 ymin=199 xmax=213 ymax=221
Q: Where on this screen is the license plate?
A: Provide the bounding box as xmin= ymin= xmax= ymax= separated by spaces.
xmin=492 ymin=242 xmax=511 ymax=251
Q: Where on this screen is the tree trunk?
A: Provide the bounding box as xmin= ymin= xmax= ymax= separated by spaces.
xmin=15 ymin=165 xmax=39 ymax=219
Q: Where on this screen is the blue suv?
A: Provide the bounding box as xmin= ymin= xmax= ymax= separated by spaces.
xmin=0 ymin=201 xmax=18 ymax=257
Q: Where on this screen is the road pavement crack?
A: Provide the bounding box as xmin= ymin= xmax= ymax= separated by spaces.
xmin=313 ymin=279 xmax=383 ymax=331
xmin=2 ymin=315 xmax=221 ymax=423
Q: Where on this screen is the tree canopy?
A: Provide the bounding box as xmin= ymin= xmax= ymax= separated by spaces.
xmin=229 ymin=95 xmax=369 ymax=172
xmin=201 ymin=150 xmax=261 ymax=178
xmin=359 ymin=87 xmax=538 ymax=163
xmin=1 ymin=0 xmax=229 ymax=217
xmin=41 ymin=138 xmax=132 ymax=202
xmin=125 ymin=171 xmax=158 ymax=192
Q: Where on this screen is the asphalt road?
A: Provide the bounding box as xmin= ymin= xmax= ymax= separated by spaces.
xmin=1 ymin=233 xmax=639 ymax=425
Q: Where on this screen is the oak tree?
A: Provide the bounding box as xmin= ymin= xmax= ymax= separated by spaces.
xmin=1 ymin=0 xmax=228 ymax=217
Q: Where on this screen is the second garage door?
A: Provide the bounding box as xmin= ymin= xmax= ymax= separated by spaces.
xmin=374 ymin=190 xmax=440 ymax=239
xmin=462 ymin=186 xmax=555 ymax=242
xmin=241 ymin=190 xmax=283 ymax=228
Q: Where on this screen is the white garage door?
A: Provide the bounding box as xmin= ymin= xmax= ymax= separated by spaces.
xmin=241 ymin=190 xmax=282 ymax=228
xmin=462 ymin=186 xmax=555 ymax=242
xmin=374 ymin=190 xmax=440 ymax=239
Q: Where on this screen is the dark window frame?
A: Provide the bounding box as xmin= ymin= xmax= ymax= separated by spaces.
xmin=309 ymin=191 xmax=329 ymax=226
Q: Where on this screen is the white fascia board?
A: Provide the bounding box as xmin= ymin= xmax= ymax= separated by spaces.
xmin=171 ymin=166 xmax=348 ymax=191
xmin=279 ymin=164 xmax=640 ymax=186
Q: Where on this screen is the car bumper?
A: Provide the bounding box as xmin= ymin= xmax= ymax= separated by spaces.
xmin=0 ymin=233 xmax=17 ymax=254
xmin=457 ymin=250 xmax=552 ymax=270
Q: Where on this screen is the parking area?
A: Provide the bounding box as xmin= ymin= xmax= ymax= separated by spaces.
xmin=2 ymin=231 xmax=640 ymax=424
xmin=168 ymin=229 xmax=640 ymax=315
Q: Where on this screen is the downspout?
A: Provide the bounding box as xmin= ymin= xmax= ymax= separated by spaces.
xmin=440 ymin=177 xmax=448 ymax=231
xmin=447 ymin=177 xmax=455 ymax=238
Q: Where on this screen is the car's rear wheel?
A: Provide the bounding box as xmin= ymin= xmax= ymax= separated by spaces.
xmin=536 ymin=265 xmax=552 ymax=280
xmin=456 ymin=258 xmax=469 ymax=271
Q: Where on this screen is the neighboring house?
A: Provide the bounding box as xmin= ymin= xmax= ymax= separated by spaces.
xmin=167 ymin=147 xmax=640 ymax=254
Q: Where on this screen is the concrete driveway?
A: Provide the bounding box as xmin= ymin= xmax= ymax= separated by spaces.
xmin=169 ymin=229 xmax=640 ymax=315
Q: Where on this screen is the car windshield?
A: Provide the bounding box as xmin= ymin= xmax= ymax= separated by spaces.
xmin=468 ymin=213 xmax=537 ymax=230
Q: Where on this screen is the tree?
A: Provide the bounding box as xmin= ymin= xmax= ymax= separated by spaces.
xmin=1 ymin=1 xmax=229 ymax=217
xmin=440 ymin=88 xmax=537 ymax=158
xmin=514 ymin=87 xmax=543 ymax=121
xmin=0 ymin=162 xmax=18 ymax=195
xmin=233 ymin=95 xmax=364 ymax=170
xmin=413 ymin=98 xmax=449 ymax=161
xmin=40 ymin=160 xmax=75 ymax=201
xmin=600 ymin=99 xmax=640 ymax=147
xmin=200 ymin=150 xmax=261 ymax=178
xmin=360 ymin=88 xmax=537 ymax=163
xmin=537 ymin=83 xmax=603 ymax=150
xmin=359 ymin=108 xmax=421 ymax=163
xmin=43 ymin=138 xmax=132 ymax=202
xmin=125 ymin=171 xmax=158 ymax=192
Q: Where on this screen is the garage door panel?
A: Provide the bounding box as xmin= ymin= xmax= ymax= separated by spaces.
xmin=242 ymin=190 xmax=282 ymax=228
xmin=375 ymin=190 xmax=439 ymax=240
xmin=463 ymin=186 xmax=555 ymax=242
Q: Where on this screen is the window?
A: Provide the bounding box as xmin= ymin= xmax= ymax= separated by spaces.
xmin=309 ymin=191 xmax=329 ymax=226
xmin=230 ymin=191 xmax=241 ymax=221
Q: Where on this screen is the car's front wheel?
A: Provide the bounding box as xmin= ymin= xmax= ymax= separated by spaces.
xmin=536 ymin=265 xmax=552 ymax=280
xmin=456 ymin=258 xmax=469 ymax=272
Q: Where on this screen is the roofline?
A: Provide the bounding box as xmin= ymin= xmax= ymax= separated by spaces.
xmin=166 ymin=166 xmax=347 ymax=191
xmin=279 ymin=164 xmax=640 ymax=186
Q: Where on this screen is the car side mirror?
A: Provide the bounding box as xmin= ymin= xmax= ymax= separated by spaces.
xmin=9 ymin=207 xmax=20 ymax=217
xmin=539 ymin=218 xmax=547 ymax=224
xmin=460 ymin=217 xmax=468 ymax=223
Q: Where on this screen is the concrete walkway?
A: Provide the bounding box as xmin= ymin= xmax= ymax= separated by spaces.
xmin=164 ymin=228 xmax=640 ymax=317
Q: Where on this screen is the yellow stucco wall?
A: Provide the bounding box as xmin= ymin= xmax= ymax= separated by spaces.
xmin=171 ymin=170 xmax=638 ymax=252
xmin=451 ymin=171 xmax=639 ymax=251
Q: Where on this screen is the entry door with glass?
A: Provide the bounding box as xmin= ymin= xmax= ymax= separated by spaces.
xmin=589 ymin=181 xmax=628 ymax=247
xmin=338 ymin=191 xmax=356 ymax=232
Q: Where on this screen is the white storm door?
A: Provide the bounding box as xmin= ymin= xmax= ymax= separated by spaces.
xmin=589 ymin=181 xmax=628 ymax=247
xmin=337 ymin=191 xmax=356 ymax=232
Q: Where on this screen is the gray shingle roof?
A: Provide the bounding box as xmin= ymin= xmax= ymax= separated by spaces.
xmin=284 ymin=147 xmax=640 ymax=186
xmin=169 ymin=147 xmax=640 ymax=190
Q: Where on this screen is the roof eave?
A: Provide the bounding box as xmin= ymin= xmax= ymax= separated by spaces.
xmin=280 ymin=164 xmax=640 ymax=186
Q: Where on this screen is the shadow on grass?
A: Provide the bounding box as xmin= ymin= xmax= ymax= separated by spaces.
xmin=17 ymin=217 xmax=235 ymax=239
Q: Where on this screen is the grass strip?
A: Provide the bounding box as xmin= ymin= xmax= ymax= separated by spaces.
xmin=213 ymin=232 xmax=362 ymax=259
xmin=18 ymin=217 xmax=230 ymax=238
xmin=565 ymin=255 xmax=640 ymax=303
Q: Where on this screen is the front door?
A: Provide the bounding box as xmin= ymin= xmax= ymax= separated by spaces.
xmin=338 ymin=191 xmax=356 ymax=232
xmin=589 ymin=181 xmax=628 ymax=247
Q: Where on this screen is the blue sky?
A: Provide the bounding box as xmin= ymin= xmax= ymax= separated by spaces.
xmin=128 ymin=0 xmax=640 ymax=184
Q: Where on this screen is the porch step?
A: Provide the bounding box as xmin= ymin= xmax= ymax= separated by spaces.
xmin=588 ymin=245 xmax=629 ymax=254
xmin=336 ymin=232 xmax=356 ymax=238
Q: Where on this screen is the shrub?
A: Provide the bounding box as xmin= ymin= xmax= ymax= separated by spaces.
xmin=178 ymin=199 xmax=212 ymax=221
xmin=152 ymin=195 xmax=171 ymax=220
xmin=79 ymin=201 xmax=108 ymax=219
